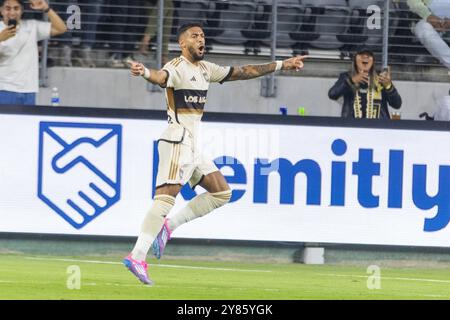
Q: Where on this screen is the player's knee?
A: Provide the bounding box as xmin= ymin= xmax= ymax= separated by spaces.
xmin=155 ymin=184 xmax=182 ymax=198
xmin=150 ymin=194 xmax=176 ymax=218
xmin=210 ymin=189 xmax=232 ymax=209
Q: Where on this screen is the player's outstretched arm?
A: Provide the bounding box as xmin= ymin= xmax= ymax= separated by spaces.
xmin=127 ymin=60 xmax=168 ymax=87
xmin=225 ymin=55 xmax=308 ymax=82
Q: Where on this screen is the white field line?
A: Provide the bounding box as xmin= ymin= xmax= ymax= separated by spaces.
xmin=24 ymin=256 xmax=272 ymax=273
xmin=318 ymin=273 xmax=450 ymax=284
xmin=82 ymin=282 xmax=281 ymax=292
xmin=1 ymin=277 xmax=445 ymax=299
xmin=0 ymin=278 xmax=281 ymax=293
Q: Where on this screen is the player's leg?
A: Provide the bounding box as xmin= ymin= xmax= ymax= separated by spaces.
xmin=124 ymin=139 xmax=184 ymax=284
xmin=130 ymin=184 xmax=181 ymax=261
xmin=151 ymin=169 xmax=231 ymax=260
xmin=123 ymin=184 xmax=181 ymax=285
xmin=166 ymin=169 xmax=232 ymax=234
xmin=131 ymin=138 xmax=186 ymax=262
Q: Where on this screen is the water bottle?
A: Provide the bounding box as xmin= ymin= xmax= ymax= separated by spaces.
xmin=51 ymin=87 xmax=60 ymax=107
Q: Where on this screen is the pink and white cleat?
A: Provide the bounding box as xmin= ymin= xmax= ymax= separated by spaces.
xmin=151 ymin=219 xmax=171 ymax=259
xmin=122 ymin=254 xmax=153 ymax=285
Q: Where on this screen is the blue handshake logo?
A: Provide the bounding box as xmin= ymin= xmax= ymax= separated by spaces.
xmin=38 ymin=122 xmax=122 ymax=229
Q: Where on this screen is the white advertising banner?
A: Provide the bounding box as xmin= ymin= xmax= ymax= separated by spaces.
xmin=1 ymin=111 xmax=450 ymax=247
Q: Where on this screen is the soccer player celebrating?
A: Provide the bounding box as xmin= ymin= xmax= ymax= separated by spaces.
xmin=124 ymin=23 xmax=307 ymax=285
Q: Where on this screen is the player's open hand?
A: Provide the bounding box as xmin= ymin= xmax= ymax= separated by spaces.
xmin=127 ymin=60 xmax=145 ymax=77
xmin=29 ymin=0 xmax=49 ymax=11
xmin=282 ymin=55 xmax=308 ymax=72
xmin=0 ymin=25 xmax=16 ymax=42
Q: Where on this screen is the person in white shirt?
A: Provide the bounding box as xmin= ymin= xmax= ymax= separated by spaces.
xmin=433 ymin=89 xmax=450 ymax=121
xmin=407 ymin=0 xmax=450 ymax=69
xmin=0 ymin=0 xmax=67 ymax=105
xmin=122 ymin=22 xmax=308 ymax=285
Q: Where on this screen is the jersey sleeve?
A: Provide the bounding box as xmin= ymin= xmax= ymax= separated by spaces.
xmin=162 ymin=61 xmax=181 ymax=88
xmin=203 ymin=61 xmax=233 ymax=83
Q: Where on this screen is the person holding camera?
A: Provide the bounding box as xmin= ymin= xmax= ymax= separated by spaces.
xmin=328 ymin=47 xmax=402 ymax=119
xmin=0 ymin=0 xmax=67 ymax=106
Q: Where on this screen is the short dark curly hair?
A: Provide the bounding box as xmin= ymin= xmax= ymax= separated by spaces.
xmin=176 ymin=23 xmax=204 ymax=41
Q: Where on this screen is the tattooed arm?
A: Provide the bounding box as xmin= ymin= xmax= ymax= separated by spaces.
xmin=226 ymin=55 xmax=308 ymax=82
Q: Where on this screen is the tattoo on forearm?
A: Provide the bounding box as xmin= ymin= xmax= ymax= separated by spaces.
xmin=230 ymin=62 xmax=276 ymax=81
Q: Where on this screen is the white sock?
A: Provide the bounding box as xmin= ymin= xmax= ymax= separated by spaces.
xmin=168 ymin=190 xmax=231 ymax=231
xmin=131 ymin=194 xmax=175 ymax=261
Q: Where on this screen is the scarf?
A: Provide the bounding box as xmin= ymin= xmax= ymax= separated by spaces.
xmin=353 ymin=80 xmax=383 ymax=119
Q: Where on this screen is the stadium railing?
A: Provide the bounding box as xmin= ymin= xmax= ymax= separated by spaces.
xmin=22 ymin=0 xmax=448 ymax=87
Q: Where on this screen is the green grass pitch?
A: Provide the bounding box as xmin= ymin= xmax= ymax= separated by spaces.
xmin=0 ymin=253 xmax=449 ymax=300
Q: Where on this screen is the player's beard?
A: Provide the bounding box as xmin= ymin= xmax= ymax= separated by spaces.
xmin=188 ymin=45 xmax=205 ymax=62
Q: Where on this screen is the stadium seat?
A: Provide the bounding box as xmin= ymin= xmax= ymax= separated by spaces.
xmin=295 ymin=0 xmax=351 ymax=50
xmin=174 ymin=0 xmax=211 ymax=33
xmin=258 ymin=0 xmax=304 ymax=49
xmin=240 ymin=0 xmax=272 ymax=54
xmin=335 ymin=1 xmax=369 ymax=50
xmin=205 ymin=0 xmax=229 ymax=39
xmin=387 ymin=0 xmax=426 ymax=64
xmin=210 ymin=0 xmax=258 ymax=46
xmin=288 ymin=1 xmax=321 ymax=52
xmin=338 ymin=0 xmax=400 ymax=53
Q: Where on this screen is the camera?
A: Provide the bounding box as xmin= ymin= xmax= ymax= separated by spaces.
xmin=378 ymin=67 xmax=389 ymax=77
xmin=8 ymin=19 xmax=17 ymax=28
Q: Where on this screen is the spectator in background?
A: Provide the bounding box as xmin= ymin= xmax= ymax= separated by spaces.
xmin=105 ymin=0 xmax=146 ymax=68
xmin=0 ymin=0 xmax=67 ymax=105
xmin=328 ymin=47 xmax=402 ymax=119
xmin=54 ymin=0 xmax=103 ymax=68
xmin=407 ymin=0 xmax=450 ymax=69
xmin=433 ymin=89 xmax=450 ymax=120
xmin=138 ymin=0 xmax=173 ymax=66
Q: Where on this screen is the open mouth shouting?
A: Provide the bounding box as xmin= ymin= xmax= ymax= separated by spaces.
xmin=198 ymin=45 xmax=205 ymax=56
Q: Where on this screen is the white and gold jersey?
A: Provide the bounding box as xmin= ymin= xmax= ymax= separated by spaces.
xmin=162 ymin=55 xmax=233 ymax=137
xmin=155 ymin=55 xmax=232 ymax=188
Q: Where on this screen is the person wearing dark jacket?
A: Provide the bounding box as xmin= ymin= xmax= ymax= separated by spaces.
xmin=328 ymin=48 xmax=402 ymax=119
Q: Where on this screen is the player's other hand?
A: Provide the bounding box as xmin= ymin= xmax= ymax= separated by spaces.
xmin=282 ymin=55 xmax=308 ymax=72
xmin=127 ymin=60 xmax=145 ymax=77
